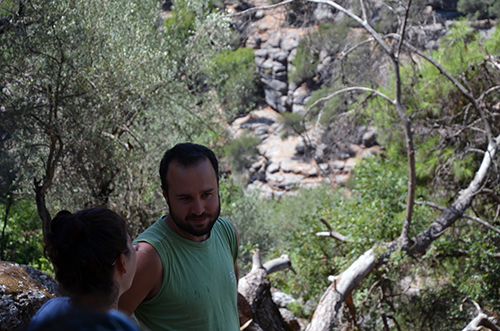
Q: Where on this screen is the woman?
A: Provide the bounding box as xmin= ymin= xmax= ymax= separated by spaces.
xmin=29 ymin=208 xmax=140 ymax=330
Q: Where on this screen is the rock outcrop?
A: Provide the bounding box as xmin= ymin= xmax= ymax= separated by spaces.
xmin=226 ymin=0 xmax=497 ymax=198
xmin=230 ymin=107 xmax=380 ymax=199
xmin=229 ymin=0 xmax=454 ymax=119
xmin=0 ymin=261 xmax=56 ymax=331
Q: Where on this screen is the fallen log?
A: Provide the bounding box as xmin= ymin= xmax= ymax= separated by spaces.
xmin=238 ymin=250 xmax=295 ymax=331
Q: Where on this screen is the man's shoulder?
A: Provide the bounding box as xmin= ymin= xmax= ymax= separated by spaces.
xmin=216 ymin=216 xmax=232 ymax=225
xmin=215 ymin=217 xmax=236 ymax=234
xmin=135 ymin=216 xmax=168 ymax=243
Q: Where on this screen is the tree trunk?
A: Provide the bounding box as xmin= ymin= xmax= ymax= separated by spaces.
xmin=238 ymin=251 xmax=293 ymax=331
xmin=239 ymin=267 xmax=290 ymax=331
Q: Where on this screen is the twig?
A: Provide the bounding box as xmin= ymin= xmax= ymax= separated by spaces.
xmin=416 ymin=201 xmax=500 ymax=235
xmin=478 ymin=188 xmax=500 ymax=204
xmin=317 ymin=218 xmax=349 ymax=242
xmin=461 ymin=299 xmax=500 ymax=331
xmin=387 ymin=33 xmax=496 ymax=146
xmin=225 ymin=0 xmax=295 ymax=18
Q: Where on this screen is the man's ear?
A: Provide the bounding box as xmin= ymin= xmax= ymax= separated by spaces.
xmin=161 ymin=186 xmax=168 ymax=204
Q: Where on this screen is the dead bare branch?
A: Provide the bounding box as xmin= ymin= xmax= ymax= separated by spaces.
xmin=339 ymin=37 xmax=375 ymax=60
xmin=396 ymin=0 xmax=411 ymax=58
xmin=251 ymin=249 xmax=263 ymax=272
xmin=387 ymin=33 xmax=496 ymax=146
xmin=306 ymin=0 xmax=393 ymax=56
xmin=416 ymin=201 xmax=500 ymax=235
xmin=461 ymin=300 xmax=500 ymax=331
xmin=488 ymin=55 xmax=500 ymax=71
xmin=316 ymin=218 xmax=349 ymax=242
xmin=478 ymin=85 xmax=500 ymax=101
xmin=225 ymin=0 xmax=294 ymax=18
xmin=306 ymin=86 xmax=394 ymax=121
xmin=263 ymin=254 xmax=296 ymax=275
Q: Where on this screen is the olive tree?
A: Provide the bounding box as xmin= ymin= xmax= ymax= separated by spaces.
xmin=0 ymin=0 xmax=236 ymax=243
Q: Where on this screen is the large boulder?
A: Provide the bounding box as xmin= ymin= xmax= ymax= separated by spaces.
xmin=0 ymin=261 xmax=55 ymax=331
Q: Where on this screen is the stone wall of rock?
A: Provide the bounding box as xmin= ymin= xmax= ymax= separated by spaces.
xmin=225 ymin=0 xmax=499 ymax=198
xmin=230 ymin=107 xmax=380 ymax=199
xmin=0 ymin=261 xmax=56 ymax=331
xmin=228 ymin=0 xmax=453 ymax=120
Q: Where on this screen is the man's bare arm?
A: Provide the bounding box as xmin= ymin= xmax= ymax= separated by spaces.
xmin=118 ymin=242 xmax=163 ymax=316
xmin=233 ymin=224 xmax=240 ymax=283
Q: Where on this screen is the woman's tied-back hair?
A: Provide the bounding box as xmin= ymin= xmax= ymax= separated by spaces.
xmin=159 ymin=142 xmax=219 ymax=194
xmin=44 ymin=208 xmax=129 ymax=306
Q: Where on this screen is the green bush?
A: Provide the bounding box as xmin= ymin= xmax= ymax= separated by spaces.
xmin=0 ymin=199 xmax=52 ymax=273
xmin=219 ymin=175 xmax=332 ymax=275
xmin=308 ymin=22 xmax=349 ymax=56
xmin=164 ymin=7 xmax=196 ymax=40
xmin=458 ymin=0 xmax=500 ymax=20
xmin=278 ymin=112 xmax=305 ymax=139
xmin=289 ymin=41 xmax=318 ymax=85
xmin=210 ymin=47 xmax=259 ymax=116
xmin=223 ymin=132 xmax=261 ymax=174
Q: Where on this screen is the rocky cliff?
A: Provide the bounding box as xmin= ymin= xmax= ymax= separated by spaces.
xmin=0 ymin=262 xmax=56 ymax=331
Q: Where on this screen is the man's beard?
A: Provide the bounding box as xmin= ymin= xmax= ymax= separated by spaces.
xmin=168 ymin=198 xmax=221 ymax=237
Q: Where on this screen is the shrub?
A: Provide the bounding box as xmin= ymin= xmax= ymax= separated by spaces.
xmin=223 ymin=132 xmax=261 ymax=174
xmin=278 ymin=112 xmax=305 ymax=139
xmin=289 ymin=41 xmax=318 ymax=85
xmin=458 ymin=0 xmax=500 ymax=20
xmin=210 ymin=47 xmax=260 ymax=116
xmin=0 ymin=199 xmax=52 ymax=273
xmin=164 ymin=1 xmax=197 ymax=40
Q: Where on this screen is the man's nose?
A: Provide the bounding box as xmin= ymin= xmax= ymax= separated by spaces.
xmin=191 ymin=198 xmax=205 ymax=216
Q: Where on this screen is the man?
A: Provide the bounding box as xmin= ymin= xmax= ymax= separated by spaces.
xmin=118 ymin=143 xmax=239 ymax=331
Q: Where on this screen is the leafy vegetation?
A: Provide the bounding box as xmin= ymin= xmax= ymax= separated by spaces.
xmin=223 ymin=132 xmax=261 ymax=174
xmin=0 ymin=0 xmax=244 ymax=238
xmin=0 ymin=200 xmax=51 ymax=272
xmin=289 ymin=40 xmax=318 ymax=85
xmin=1 ymin=0 xmax=500 ymax=329
xmin=210 ymin=47 xmax=260 ymax=116
xmin=278 ymin=112 xmax=305 ymax=139
xmin=458 ymin=0 xmax=500 ymax=20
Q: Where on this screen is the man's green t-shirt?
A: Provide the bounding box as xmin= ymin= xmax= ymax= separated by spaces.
xmin=132 ymin=216 xmax=239 ymax=331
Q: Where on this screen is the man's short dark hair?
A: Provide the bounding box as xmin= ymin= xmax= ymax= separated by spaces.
xmin=159 ymin=143 xmax=219 ymax=193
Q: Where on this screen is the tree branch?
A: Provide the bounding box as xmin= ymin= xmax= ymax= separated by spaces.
xmin=307 ymin=132 xmax=500 ymax=330
xmin=225 ymin=0 xmax=295 ymax=18
xmin=305 ymin=86 xmax=395 ymax=118
xmin=396 ymin=0 xmax=412 ymax=58
xmin=416 ymin=200 xmax=500 ymax=235
xmin=461 ymin=300 xmax=500 ymax=331
xmin=306 ymin=0 xmax=393 ymax=56
xmin=316 ymin=218 xmax=349 ymax=242
xmin=34 ymin=128 xmax=63 ymax=238
xmin=387 ymin=34 xmax=495 ymax=146
xmin=263 ymin=254 xmax=296 ymax=275
xmin=479 ymin=188 xmax=500 ymax=204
